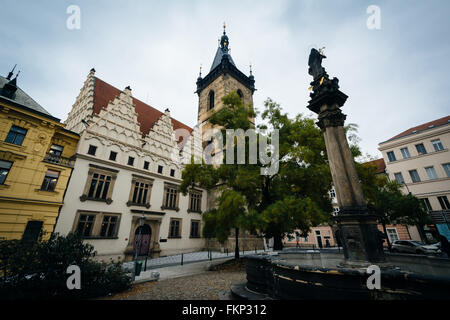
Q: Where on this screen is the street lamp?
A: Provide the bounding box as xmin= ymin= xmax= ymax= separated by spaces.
xmin=131 ymin=213 xmax=145 ymax=281
xmin=402 ymin=181 xmax=412 ymax=195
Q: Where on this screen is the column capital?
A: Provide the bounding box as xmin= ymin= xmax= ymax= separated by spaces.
xmin=317 ymin=108 xmax=347 ymax=130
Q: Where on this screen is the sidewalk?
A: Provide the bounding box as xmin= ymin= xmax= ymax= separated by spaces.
xmin=133 ymin=257 xmax=234 ymax=284
xmin=123 ymin=248 xmax=272 ymax=272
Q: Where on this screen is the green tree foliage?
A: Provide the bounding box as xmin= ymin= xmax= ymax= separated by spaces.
xmin=181 ymin=92 xmax=333 ymax=253
xmin=357 ymin=160 xmax=432 ymax=246
xmin=0 ymin=233 xmax=132 ymax=299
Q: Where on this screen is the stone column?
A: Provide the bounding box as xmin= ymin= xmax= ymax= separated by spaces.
xmin=307 ymin=72 xmax=384 ymax=263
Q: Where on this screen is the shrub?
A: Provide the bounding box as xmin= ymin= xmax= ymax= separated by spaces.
xmin=0 ymin=233 xmax=131 ymax=300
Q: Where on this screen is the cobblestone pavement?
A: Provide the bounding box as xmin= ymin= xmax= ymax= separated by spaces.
xmin=105 ymin=269 xmax=246 ymax=300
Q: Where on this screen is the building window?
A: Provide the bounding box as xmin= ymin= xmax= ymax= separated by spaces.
xmin=40 ymin=170 xmax=60 ymax=191
xmin=144 ymin=161 xmax=150 ymax=170
xmin=74 ymin=212 xmax=120 ymax=238
xmin=81 ymin=165 xmax=118 ymax=203
xmin=333 ymin=207 xmax=340 ymax=215
xmin=49 ymin=144 xmax=64 ymax=156
xmin=88 ymin=173 xmax=111 ymax=200
xmin=386 ymin=228 xmax=399 ymax=243
xmin=421 ymin=198 xmax=432 ymax=212
xmin=158 ymin=165 xmax=163 ymax=174
xmin=22 ymin=221 xmax=43 ymax=242
xmin=425 ymin=166 xmax=438 ymax=180
xmin=189 ymin=190 xmax=202 ymax=213
xmin=128 ymin=175 xmax=153 ymax=208
xmin=169 ymin=219 xmax=181 ymax=238
xmin=443 ymin=163 xmax=450 ymax=178
xmin=88 ymin=145 xmax=97 ymax=156
xmin=415 ymin=143 xmax=427 ymax=155
xmin=208 ymin=90 xmax=215 ymax=110
xmin=128 ymin=156 xmax=135 ymax=166
xmin=400 ymin=147 xmax=411 ymax=159
xmin=0 ymin=160 xmax=12 ymax=185
xmin=387 ymin=151 xmax=396 ymax=162
xmin=100 ymin=215 xmax=118 ymax=237
xmin=431 ymin=139 xmax=444 ymax=152
xmin=329 ymin=189 xmax=336 ymax=199
xmin=190 ymin=220 xmax=200 ymax=238
xmin=109 ymin=151 xmax=117 ymax=161
xmin=162 ymin=184 xmax=179 ymax=210
xmin=437 ymin=196 xmax=450 ymax=210
xmin=394 ymin=172 xmax=405 ymax=184
xmin=5 ymin=125 xmax=27 ymax=146
xmin=170 ymin=169 xmax=175 ymax=177
xmin=76 ymin=214 xmax=96 ymax=237
xmin=409 ymin=169 xmax=421 ymax=183
xmin=237 ymin=89 xmax=243 ymax=99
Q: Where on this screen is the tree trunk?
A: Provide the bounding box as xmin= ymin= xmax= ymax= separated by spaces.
xmin=273 ymin=234 xmax=283 ymax=251
xmin=234 ymin=227 xmax=240 ymax=259
xmin=382 ymin=222 xmax=391 ymax=251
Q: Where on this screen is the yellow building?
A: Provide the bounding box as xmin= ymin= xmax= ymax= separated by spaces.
xmin=0 ymin=68 xmax=79 ymax=241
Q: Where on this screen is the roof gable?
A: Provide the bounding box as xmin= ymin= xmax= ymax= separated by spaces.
xmin=92 ymin=77 xmax=192 ymax=137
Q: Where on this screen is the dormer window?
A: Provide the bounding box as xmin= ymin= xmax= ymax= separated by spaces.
xmin=208 ymin=90 xmax=215 ymax=110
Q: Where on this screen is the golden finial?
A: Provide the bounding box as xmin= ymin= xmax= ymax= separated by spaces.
xmin=318 ymin=47 xmax=326 ymax=55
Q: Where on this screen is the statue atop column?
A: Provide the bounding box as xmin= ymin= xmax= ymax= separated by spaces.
xmin=306 ymin=47 xmax=385 ymax=264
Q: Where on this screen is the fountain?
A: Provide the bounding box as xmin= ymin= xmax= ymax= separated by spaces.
xmin=230 ymin=48 xmax=450 ymax=300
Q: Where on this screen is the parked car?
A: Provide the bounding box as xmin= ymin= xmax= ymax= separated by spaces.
xmin=391 ymin=240 xmax=441 ymax=255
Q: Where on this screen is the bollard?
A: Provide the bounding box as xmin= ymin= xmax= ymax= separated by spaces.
xmin=144 ymin=256 xmax=148 ymax=271
xmin=210 ymin=250 xmax=212 ymax=261
xmin=255 ymin=247 xmax=257 ymax=254
xmin=226 ymin=248 xmax=228 ymax=256
xmin=181 ymin=253 xmax=184 ymax=266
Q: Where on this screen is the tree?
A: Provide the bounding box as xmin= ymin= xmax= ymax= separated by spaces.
xmin=180 ymin=92 xmax=333 ymax=254
xmin=357 ymin=159 xmax=432 ymax=246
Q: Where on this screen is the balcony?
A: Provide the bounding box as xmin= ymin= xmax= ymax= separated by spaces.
xmin=43 ymin=153 xmax=75 ymax=168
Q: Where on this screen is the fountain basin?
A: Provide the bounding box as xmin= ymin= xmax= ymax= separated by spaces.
xmin=233 ymin=250 xmax=450 ymax=300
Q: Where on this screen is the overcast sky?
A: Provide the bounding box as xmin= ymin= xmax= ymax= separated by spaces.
xmin=1 ymin=0 xmax=449 ymax=159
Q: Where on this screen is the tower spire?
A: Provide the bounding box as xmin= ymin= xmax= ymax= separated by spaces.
xmin=6 ymin=64 xmax=16 ymax=80
xmin=220 ymin=22 xmax=229 ymax=52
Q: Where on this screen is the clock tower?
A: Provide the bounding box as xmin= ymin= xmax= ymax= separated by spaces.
xmin=195 ymin=24 xmax=256 ymax=142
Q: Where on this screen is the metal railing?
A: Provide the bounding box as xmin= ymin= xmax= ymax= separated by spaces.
xmin=43 ymin=153 xmax=75 ymax=168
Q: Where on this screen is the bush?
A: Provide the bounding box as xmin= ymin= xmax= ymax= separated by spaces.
xmin=0 ymin=233 xmax=132 ymax=300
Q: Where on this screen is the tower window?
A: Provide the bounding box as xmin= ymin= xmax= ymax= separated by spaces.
xmin=208 ymin=90 xmax=215 ymax=110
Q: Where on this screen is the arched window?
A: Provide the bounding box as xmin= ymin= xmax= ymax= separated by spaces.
xmin=237 ymin=89 xmax=243 ymax=99
xmin=208 ymin=90 xmax=215 ymax=110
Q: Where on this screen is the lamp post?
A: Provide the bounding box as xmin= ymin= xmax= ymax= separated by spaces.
xmin=131 ymin=213 xmax=145 ymax=281
xmin=402 ymin=181 xmax=411 ymax=195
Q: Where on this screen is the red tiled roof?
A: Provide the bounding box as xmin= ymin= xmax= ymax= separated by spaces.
xmin=362 ymin=158 xmax=386 ymax=174
xmin=92 ymin=77 xmax=193 ymax=137
xmin=386 ymin=115 xmax=450 ymax=142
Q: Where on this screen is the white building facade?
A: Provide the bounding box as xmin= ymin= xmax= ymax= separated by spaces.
xmin=378 ymin=115 xmax=450 ymax=242
xmin=54 ymin=69 xmax=205 ymax=261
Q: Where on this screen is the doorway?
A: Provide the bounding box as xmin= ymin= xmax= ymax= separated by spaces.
xmin=134 ymin=224 xmax=151 ymax=256
xmin=315 ymin=230 xmax=323 ymax=248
